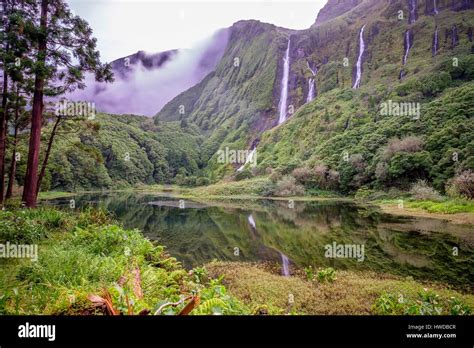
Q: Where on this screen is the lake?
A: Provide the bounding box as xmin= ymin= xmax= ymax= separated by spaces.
xmin=45 ymin=192 xmax=474 ymax=290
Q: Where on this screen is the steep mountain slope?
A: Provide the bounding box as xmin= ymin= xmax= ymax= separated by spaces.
xmin=155 ymin=0 xmax=473 ymax=193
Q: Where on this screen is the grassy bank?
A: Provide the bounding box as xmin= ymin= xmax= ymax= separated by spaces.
xmin=0 ymin=208 xmax=248 ymax=315
xmin=376 ymin=199 xmax=474 ymax=225
xmin=206 ymin=261 xmax=473 ymax=315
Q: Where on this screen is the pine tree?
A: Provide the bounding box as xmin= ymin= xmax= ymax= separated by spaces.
xmin=21 ymin=0 xmax=113 ymax=207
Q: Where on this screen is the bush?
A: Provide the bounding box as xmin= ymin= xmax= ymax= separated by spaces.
xmin=383 ymin=136 xmax=424 ymax=161
xmin=373 ymin=290 xmax=471 ymax=315
xmin=292 ymin=167 xmax=314 ymax=186
xmin=274 ymin=176 xmax=305 ymax=197
xmin=258 ymin=181 xmax=277 ymax=197
xmin=316 ymin=267 xmax=336 ymax=283
xmin=235 ymin=169 xmax=253 ymax=181
xmin=409 ymin=180 xmax=442 ymax=201
xmin=446 ymin=170 xmax=474 ymax=199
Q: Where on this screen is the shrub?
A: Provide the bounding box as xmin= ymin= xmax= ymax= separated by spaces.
xmin=409 ymin=180 xmax=442 ymax=201
xmin=304 ymin=266 xmax=314 ymax=281
xmin=275 ymin=176 xmax=305 ymax=197
xmin=292 ymin=167 xmax=314 ymax=186
xmin=269 ymin=170 xmax=282 ymax=183
xmin=258 ymin=181 xmax=277 ymax=197
xmin=195 ymin=177 xmax=210 ymax=187
xmin=355 ymin=186 xmax=377 ymax=201
xmin=316 ymin=267 xmax=336 ymax=283
xmin=373 ymin=290 xmax=471 ymax=315
xmin=235 ymin=169 xmax=253 ymax=181
xmin=446 ymin=170 xmax=474 ymax=199
xmin=383 ymin=136 xmax=424 ymax=161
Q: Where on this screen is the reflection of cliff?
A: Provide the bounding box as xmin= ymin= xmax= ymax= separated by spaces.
xmin=55 ymin=193 xmax=473 ymax=289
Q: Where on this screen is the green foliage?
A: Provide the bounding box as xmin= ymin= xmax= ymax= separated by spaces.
xmin=316 ymin=267 xmax=337 ymax=283
xmin=0 ymin=207 xmax=247 ymax=315
xmin=373 ymin=290 xmax=472 ymax=315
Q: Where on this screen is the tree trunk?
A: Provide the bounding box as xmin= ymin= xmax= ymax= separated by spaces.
xmin=0 ymin=0 xmax=10 ymax=205
xmin=36 ymin=116 xmax=61 ymax=196
xmin=0 ymin=56 xmax=8 ymax=205
xmin=22 ymin=0 xmax=48 ymax=208
xmin=6 ymin=86 xmax=20 ymax=199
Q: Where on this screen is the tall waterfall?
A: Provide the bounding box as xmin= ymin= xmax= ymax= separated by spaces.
xmin=307 ymin=78 xmax=315 ymax=103
xmin=433 ymin=0 xmax=439 ymax=15
xmin=278 ymin=39 xmax=291 ymax=125
xmin=352 ymin=25 xmax=366 ymax=89
xmin=432 ymin=26 xmax=439 ymax=56
xmin=403 ymin=30 xmax=412 ymax=65
xmin=281 ymin=253 xmax=290 ymax=276
xmin=408 ymin=0 xmax=417 ymax=24
xmin=306 ymin=61 xmax=317 ymax=103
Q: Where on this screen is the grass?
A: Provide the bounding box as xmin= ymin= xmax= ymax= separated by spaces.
xmin=38 ymin=191 xmax=77 ymax=200
xmin=406 ymin=199 xmax=474 ymax=214
xmin=206 ymin=261 xmax=474 ymax=315
xmin=0 ymin=207 xmax=248 ymax=315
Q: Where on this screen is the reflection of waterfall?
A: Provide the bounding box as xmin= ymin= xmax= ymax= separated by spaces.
xmin=432 ymin=26 xmax=439 ymax=56
xmin=248 ymin=214 xmax=256 ymax=229
xmin=433 ymin=0 xmax=439 ymax=15
xmin=306 ymin=61 xmax=317 ymax=103
xmin=237 ymin=147 xmax=257 ymax=172
xmin=403 ymin=30 xmax=412 ymax=65
xmin=352 ymin=25 xmax=366 ymax=89
xmin=281 ymin=253 xmax=290 ymax=276
xmin=408 ymin=0 xmax=417 ymax=24
xmin=451 ymin=25 xmax=458 ymax=48
xmin=278 ymin=39 xmax=291 ymax=125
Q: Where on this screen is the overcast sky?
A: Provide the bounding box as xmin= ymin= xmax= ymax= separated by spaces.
xmin=66 ymin=0 xmax=327 ymax=62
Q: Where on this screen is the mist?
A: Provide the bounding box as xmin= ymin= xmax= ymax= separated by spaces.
xmin=66 ymin=28 xmax=230 ymax=117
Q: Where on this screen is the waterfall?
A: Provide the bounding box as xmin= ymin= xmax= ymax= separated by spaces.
xmin=433 ymin=0 xmax=439 ymax=15
xmin=278 ymin=39 xmax=291 ymax=125
xmin=403 ymin=30 xmax=412 ymax=65
xmin=237 ymin=147 xmax=257 ymax=172
xmin=432 ymin=26 xmax=439 ymax=56
xmin=281 ymin=253 xmax=290 ymax=276
xmin=408 ymin=0 xmax=417 ymax=24
xmin=352 ymin=25 xmax=366 ymax=89
xmin=306 ymin=78 xmax=315 ymax=103
xmin=248 ymin=214 xmax=256 ymax=229
xmin=306 ymin=61 xmax=317 ymax=103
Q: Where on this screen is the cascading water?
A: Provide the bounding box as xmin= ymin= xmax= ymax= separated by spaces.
xmin=278 ymin=39 xmax=291 ymax=125
xmin=408 ymin=0 xmax=417 ymax=24
xmin=352 ymin=25 xmax=366 ymax=89
xmin=306 ymin=78 xmax=315 ymax=103
xmin=403 ymin=30 xmax=412 ymax=65
xmin=248 ymin=215 xmax=256 ymax=229
xmin=432 ymin=26 xmax=439 ymax=56
xmin=306 ymin=61 xmax=317 ymax=103
xmin=237 ymin=147 xmax=257 ymax=172
xmin=281 ymin=253 xmax=290 ymax=276
xmin=433 ymin=0 xmax=439 ymax=15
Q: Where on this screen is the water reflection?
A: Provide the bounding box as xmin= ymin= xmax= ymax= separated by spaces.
xmin=45 ymin=192 xmax=474 ymax=289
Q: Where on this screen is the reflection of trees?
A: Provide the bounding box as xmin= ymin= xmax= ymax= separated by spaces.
xmin=50 ymin=193 xmax=474 ymax=289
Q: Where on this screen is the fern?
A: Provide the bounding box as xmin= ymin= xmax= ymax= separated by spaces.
xmin=194 ymin=298 xmax=227 ymax=315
